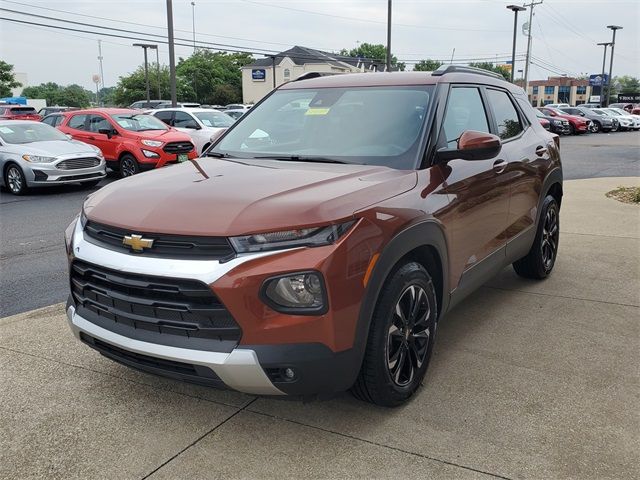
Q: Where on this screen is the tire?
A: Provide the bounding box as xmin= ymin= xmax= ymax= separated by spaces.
xmin=591 ymin=121 xmax=601 ymax=133
xmin=119 ymin=154 xmax=139 ymax=178
xmin=4 ymin=164 xmax=27 ymax=195
xmin=351 ymin=261 xmax=438 ymax=407
xmin=513 ymin=195 xmax=560 ymax=279
xmin=568 ymin=123 xmax=575 ymax=135
xmin=81 ymin=179 xmax=101 ymax=188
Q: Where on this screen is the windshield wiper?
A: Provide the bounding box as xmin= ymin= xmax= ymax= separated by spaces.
xmin=206 ymin=151 xmax=236 ymax=158
xmin=252 ymin=155 xmax=348 ymax=164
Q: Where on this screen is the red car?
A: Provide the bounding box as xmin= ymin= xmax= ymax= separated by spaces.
xmin=0 ymin=105 xmax=42 ymax=121
xmin=537 ymin=107 xmax=590 ymax=135
xmin=51 ymin=108 xmax=196 ymax=177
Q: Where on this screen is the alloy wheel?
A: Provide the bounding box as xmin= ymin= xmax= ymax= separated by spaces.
xmin=386 ymin=284 xmax=432 ymax=387
xmin=7 ymin=166 xmax=23 ymax=193
xmin=121 ymin=158 xmax=136 ymax=177
xmin=540 ymin=205 xmax=559 ymax=271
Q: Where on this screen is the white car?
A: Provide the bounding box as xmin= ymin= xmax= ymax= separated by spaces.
xmin=605 ymin=108 xmax=640 ymax=131
xmin=151 ymin=108 xmax=234 ymax=154
xmin=545 ymin=103 xmax=571 ymax=109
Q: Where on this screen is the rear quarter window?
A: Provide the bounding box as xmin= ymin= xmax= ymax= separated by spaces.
xmin=486 ymin=89 xmax=523 ymax=140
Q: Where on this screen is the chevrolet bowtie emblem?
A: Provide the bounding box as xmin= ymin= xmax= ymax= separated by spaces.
xmin=122 ymin=234 xmax=154 ymax=252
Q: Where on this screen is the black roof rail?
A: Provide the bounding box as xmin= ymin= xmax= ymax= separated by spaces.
xmin=432 ymin=65 xmax=505 ymax=80
xmin=293 ymin=72 xmax=341 ymax=82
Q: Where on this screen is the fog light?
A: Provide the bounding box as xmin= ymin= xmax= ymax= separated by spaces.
xmin=141 ymin=149 xmax=160 ymax=158
xmin=262 ymin=271 xmax=327 ymax=314
xmin=284 ymin=368 xmax=295 ymax=379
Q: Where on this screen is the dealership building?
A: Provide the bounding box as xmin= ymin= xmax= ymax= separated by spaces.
xmin=524 ymin=76 xmax=593 ymax=106
xmin=241 ymin=46 xmax=385 ymax=104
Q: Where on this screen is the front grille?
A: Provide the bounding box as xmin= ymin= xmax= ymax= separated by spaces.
xmin=57 ymin=173 xmax=103 ymax=182
xmin=70 ymin=260 xmax=241 ymax=345
xmin=163 ymin=141 xmax=194 ymax=154
xmin=57 ymin=157 xmax=101 ymax=170
xmin=84 ymin=220 xmax=235 ymax=260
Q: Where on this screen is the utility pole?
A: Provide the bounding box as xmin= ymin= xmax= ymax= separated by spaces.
xmin=271 ymin=56 xmax=276 ymax=89
xmin=97 ymin=40 xmax=105 ymax=105
xmin=166 ymin=0 xmax=177 ymax=107
xmin=133 ymin=43 xmax=157 ymax=104
xmin=386 ymin=0 xmax=392 ymax=71
xmin=605 ymin=25 xmax=622 ymax=107
xmin=523 ymin=0 xmax=543 ymax=96
xmin=449 ymin=47 xmax=455 ymax=64
xmin=507 ymin=5 xmax=526 ymax=83
xmin=597 ymin=42 xmax=611 ymax=107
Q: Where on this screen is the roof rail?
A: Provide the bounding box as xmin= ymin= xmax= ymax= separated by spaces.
xmin=432 ymin=65 xmax=505 ymax=80
xmin=293 ymin=72 xmax=340 ymax=82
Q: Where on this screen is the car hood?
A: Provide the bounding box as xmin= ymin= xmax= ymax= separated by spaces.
xmin=84 ymin=158 xmax=417 ymax=236
xmin=127 ymin=128 xmax=192 ymax=142
xmin=556 ymin=113 xmax=585 ymax=122
xmin=3 ymin=139 xmax=98 ymax=156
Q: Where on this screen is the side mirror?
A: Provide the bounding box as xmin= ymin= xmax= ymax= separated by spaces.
xmin=436 ymin=130 xmax=502 ymax=162
xmin=186 ymin=122 xmax=201 ymax=130
xmin=98 ymin=128 xmax=116 ymax=139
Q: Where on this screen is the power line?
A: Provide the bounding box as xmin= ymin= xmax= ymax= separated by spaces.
xmin=237 ymin=0 xmax=510 ymax=32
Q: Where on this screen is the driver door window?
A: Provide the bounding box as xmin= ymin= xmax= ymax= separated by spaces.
xmin=173 ymin=111 xmax=197 ymax=128
xmin=87 ymin=114 xmax=112 ymax=133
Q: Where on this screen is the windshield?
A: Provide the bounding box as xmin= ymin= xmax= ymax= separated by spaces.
xmin=603 ymin=109 xmax=622 ymax=116
xmin=110 ymin=113 xmax=168 ymax=131
xmin=10 ymin=107 xmax=37 ymax=114
xmin=194 ymin=111 xmax=234 ymax=128
xmin=0 ymin=122 xmax=68 ymax=144
xmin=212 ymin=86 xmax=433 ymax=169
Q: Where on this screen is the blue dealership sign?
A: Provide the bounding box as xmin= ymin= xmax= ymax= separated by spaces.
xmin=589 ymin=74 xmax=609 ymax=87
xmin=252 ymin=69 xmax=266 ymax=82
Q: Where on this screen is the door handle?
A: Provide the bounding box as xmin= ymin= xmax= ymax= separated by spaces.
xmin=88 ymin=136 xmax=96 ymax=140
xmin=492 ymin=159 xmax=507 ymax=173
xmin=535 ymin=146 xmax=548 ymax=156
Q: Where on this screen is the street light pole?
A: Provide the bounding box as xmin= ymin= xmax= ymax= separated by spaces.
xmin=386 ymin=0 xmax=392 ymax=71
xmin=133 ymin=43 xmax=154 ymax=104
xmin=507 ymin=5 xmax=526 ymax=83
xmin=605 ymin=25 xmax=622 ymax=107
xmin=166 ymin=0 xmax=177 ymax=107
xmin=191 ymin=1 xmax=196 ymax=53
xmin=155 ymin=47 xmax=161 ymax=100
xmin=597 ymin=42 xmax=611 ymax=107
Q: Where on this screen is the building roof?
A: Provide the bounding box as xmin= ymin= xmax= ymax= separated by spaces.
xmin=245 ymin=46 xmax=387 ymax=71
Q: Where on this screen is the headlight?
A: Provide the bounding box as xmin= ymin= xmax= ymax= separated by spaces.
xmin=22 ymin=154 xmax=56 ymax=163
xmin=141 ymin=139 xmax=163 ymax=147
xmin=262 ymin=271 xmax=327 ymax=313
xmin=229 ymin=221 xmax=355 ymax=253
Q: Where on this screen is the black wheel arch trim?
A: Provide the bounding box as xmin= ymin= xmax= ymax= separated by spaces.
xmin=345 ymin=220 xmax=450 ymax=388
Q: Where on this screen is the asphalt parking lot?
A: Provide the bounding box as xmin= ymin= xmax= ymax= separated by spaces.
xmin=1 ymin=175 xmax=638 ymax=479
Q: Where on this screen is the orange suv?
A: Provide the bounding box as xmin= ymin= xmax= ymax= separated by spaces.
xmin=50 ymin=108 xmax=196 ymax=177
xmin=65 ymin=67 xmax=562 ymax=406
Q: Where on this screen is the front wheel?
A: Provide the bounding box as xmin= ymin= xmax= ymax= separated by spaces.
xmin=5 ymin=164 xmax=27 ymax=195
xmin=591 ymin=121 xmax=601 ymax=133
xmin=351 ymin=262 xmax=438 ymax=407
xmin=568 ymin=124 xmax=576 ymax=135
xmin=119 ymin=154 xmax=139 ymax=178
xmin=513 ymin=195 xmax=559 ymax=279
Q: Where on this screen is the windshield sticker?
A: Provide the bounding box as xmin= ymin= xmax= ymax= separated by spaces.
xmin=305 ymin=107 xmax=330 ymax=116
xmin=0 ymin=127 xmax=14 ymax=133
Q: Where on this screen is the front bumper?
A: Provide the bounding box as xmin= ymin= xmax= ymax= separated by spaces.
xmin=23 ymin=158 xmax=106 ymax=186
xmin=66 ymin=304 xmax=284 ymax=395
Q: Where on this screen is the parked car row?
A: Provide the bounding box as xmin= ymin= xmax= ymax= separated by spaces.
xmin=534 ymin=105 xmax=640 ymax=134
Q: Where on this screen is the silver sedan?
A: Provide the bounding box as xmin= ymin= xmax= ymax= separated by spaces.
xmin=0 ymin=120 xmax=106 ymax=195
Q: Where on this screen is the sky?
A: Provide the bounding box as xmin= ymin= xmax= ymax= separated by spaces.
xmin=0 ymin=0 xmax=638 ymax=91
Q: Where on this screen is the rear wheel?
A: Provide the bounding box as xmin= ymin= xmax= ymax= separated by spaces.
xmin=351 ymin=261 xmax=438 ymax=407
xmin=119 ymin=154 xmax=139 ymax=178
xmin=5 ymin=164 xmax=27 ymax=195
xmin=513 ymin=195 xmax=559 ymax=279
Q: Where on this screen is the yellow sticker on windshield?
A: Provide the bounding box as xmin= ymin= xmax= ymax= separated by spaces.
xmin=305 ymin=107 xmax=330 ymax=116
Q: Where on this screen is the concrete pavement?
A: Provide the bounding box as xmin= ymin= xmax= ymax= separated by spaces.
xmin=1 ymin=177 xmax=638 ymax=479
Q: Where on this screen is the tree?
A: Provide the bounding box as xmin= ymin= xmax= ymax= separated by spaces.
xmin=0 ymin=60 xmax=22 ymax=97
xmin=339 ymin=43 xmax=405 ymax=71
xmin=615 ymin=76 xmax=640 ymax=94
xmin=98 ymin=86 xmax=117 ymax=106
xmin=176 ymin=50 xmax=253 ymax=104
xmin=468 ymin=62 xmax=510 ymax=81
xmin=413 ymin=59 xmax=443 ymax=72
xmin=21 ymin=82 xmax=93 ymax=107
xmin=112 ymin=64 xmax=188 ymax=106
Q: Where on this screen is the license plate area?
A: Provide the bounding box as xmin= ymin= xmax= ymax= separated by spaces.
xmin=177 ymin=153 xmax=188 ymax=162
